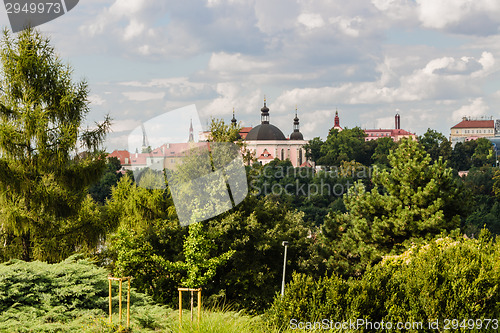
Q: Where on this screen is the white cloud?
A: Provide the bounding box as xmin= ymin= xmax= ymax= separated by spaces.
xmin=298 ymin=13 xmax=325 ymax=30
xmin=88 ymin=94 xmax=106 ymax=106
xmin=110 ymin=119 xmax=142 ymax=133
xmin=452 ymin=98 xmax=490 ymax=121
xmin=123 ymin=19 xmax=146 ymax=40
xmin=201 ymin=83 xmax=263 ymax=119
xmin=208 ymin=52 xmax=273 ymax=73
xmin=122 ymin=91 xmax=165 ymax=101
xmin=417 ymin=0 xmax=500 ymax=34
xmin=329 ymin=16 xmax=362 ymax=37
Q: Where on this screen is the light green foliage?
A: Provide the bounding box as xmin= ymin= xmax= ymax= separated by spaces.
xmin=267 ymin=230 xmax=500 ymax=331
xmin=0 ymin=28 xmax=110 ymax=262
xmin=106 ymin=175 xmax=183 ymax=304
xmin=208 ymin=117 xmax=242 ymax=144
xmin=265 ymin=272 xmax=349 ymax=331
xmin=107 ymin=174 xmax=234 ymax=302
xmin=323 ymin=139 xmax=463 ymax=276
xmin=174 ymin=307 xmax=268 ymax=333
xmin=179 ymin=222 xmax=235 ymax=288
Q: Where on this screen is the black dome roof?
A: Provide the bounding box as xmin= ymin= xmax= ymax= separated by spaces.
xmin=290 ymin=131 xmax=304 ymax=140
xmin=246 ymin=124 xmax=287 ymax=141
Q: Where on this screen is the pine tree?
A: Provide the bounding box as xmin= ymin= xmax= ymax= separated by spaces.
xmin=0 ymin=29 xmax=110 ymax=261
xmin=326 ymin=138 xmax=463 ymax=276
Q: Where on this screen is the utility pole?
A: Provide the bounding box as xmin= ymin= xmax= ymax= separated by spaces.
xmin=281 ymin=241 xmax=288 ymax=298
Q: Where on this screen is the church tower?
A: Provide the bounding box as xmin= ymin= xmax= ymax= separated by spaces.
xmin=231 ymin=108 xmax=237 ymax=126
xmin=290 ymin=107 xmax=304 ymax=140
xmin=333 ymin=109 xmax=343 ymax=131
xmin=188 ymin=119 xmax=194 ymax=142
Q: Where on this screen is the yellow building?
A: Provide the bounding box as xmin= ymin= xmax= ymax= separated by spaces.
xmin=450 ymin=117 xmax=494 ymax=146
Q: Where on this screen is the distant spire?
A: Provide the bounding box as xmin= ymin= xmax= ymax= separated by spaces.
xmin=290 ymin=106 xmax=303 ymax=140
xmin=293 ymin=107 xmax=300 ymax=131
xmin=261 ymin=96 xmax=270 ymax=124
xmin=231 ymin=107 xmax=237 ymax=125
xmin=334 ymin=108 xmax=340 ymax=128
xmin=188 ymin=118 xmax=194 ymax=142
xmin=141 ymin=123 xmax=150 ymax=153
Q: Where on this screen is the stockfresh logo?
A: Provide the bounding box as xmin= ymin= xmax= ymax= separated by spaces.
xmin=3 ymin=0 xmax=79 ymax=33
xmin=129 ymin=105 xmax=248 ymax=227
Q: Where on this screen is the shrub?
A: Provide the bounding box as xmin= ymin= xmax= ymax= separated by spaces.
xmin=266 ymin=230 xmax=500 ymax=331
xmin=0 ymin=255 xmax=165 ymax=332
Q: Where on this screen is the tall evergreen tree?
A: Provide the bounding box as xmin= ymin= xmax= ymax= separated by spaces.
xmin=324 ymin=139 xmax=463 ymax=276
xmin=0 ymin=29 xmax=110 ymax=261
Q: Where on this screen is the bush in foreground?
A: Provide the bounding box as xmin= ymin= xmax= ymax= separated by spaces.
xmin=0 ymin=255 xmax=170 ymax=332
xmin=267 ymin=230 xmax=500 ymax=332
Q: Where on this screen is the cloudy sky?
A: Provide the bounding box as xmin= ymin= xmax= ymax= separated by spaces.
xmin=3 ymin=0 xmax=500 ymax=152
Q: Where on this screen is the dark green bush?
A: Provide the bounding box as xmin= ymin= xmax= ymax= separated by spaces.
xmin=0 ymin=255 xmax=158 ymax=332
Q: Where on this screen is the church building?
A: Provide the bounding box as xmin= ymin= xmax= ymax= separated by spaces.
xmin=238 ymin=99 xmax=310 ymax=167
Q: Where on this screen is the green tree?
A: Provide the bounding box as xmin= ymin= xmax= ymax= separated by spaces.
xmin=208 ymin=117 xmax=242 ymax=144
xmin=371 ymin=136 xmax=397 ymax=167
xmin=106 ymin=175 xmax=183 ymax=304
xmin=318 ymin=127 xmax=367 ymax=166
xmin=303 ymin=137 xmax=324 ymax=166
xmin=472 ymin=138 xmax=495 ymax=167
xmin=177 ymin=221 xmax=234 ymax=288
xmin=88 ymin=156 xmax=123 ymax=204
xmin=451 ymin=138 xmax=484 ymax=171
xmin=0 ymin=29 xmax=110 ymax=262
xmin=206 ymin=195 xmax=313 ymax=311
xmin=323 ymin=139 xmax=463 ymax=276
xmin=418 ymin=128 xmax=452 ymax=163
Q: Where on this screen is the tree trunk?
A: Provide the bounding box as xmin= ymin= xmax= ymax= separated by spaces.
xmin=21 ymin=231 xmax=31 ymax=261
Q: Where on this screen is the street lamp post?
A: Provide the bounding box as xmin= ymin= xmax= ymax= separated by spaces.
xmin=281 ymin=241 xmax=288 ymax=298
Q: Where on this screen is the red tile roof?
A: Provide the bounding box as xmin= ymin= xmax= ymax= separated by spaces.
xmin=239 ymin=127 xmax=253 ymax=140
xmin=451 ymin=120 xmax=494 ymax=129
xmin=108 ymin=150 xmax=131 ymax=165
xmin=364 ymin=129 xmax=414 ymax=136
xmin=129 ymin=154 xmax=147 ymax=165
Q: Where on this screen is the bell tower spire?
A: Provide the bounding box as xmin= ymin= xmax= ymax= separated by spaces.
xmin=289 ymin=106 xmax=304 ymax=140
xmin=188 ymin=118 xmax=194 ymax=142
xmin=260 ymin=96 xmax=270 ymax=124
xmin=333 ymin=108 xmax=343 ymax=131
xmin=231 ymin=107 xmax=237 ymax=126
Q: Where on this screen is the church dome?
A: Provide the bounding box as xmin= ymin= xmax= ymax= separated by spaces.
xmin=246 ymin=98 xmax=287 ymax=141
xmin=290 ymin=131 xmax=303 ymax=140
xmin=246 ymin=124 xmax=287 ymax=141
